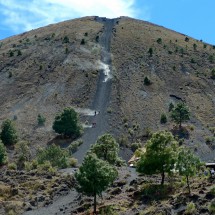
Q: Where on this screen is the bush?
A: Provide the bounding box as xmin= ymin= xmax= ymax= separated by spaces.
xmin=148 ymin=48 xmax=153 ymax=57
xmin=80 ymin=39 xmax=85 ymax=45
xmin=211 ymin=69 xmax=215 ymax=79
xmin=185 ymin=202 xmax=196 ymax=214
xmin=0 ymin=141 xmax=7 ymax=165
xmin=144 ymin=77 xmax=151 ymax=85
xmin=36 ymin=144 xmax=71 ymax=169
xmin=160 ymin=113 xmax=167 ymax=124
xmin=190 ymin=58 xmax=195 ymax=63
xmin=53 ymin=107 xmax=82 ymax=138
xmin=209 ymin=200 xmax=215 ymax=214
xmin=37 ymin=161 xmax=57 ymax=174
xmin=63 ymin=36 xmax=69 ymax=43
xmin=169 ymin=102 xmax=174 ymax=112
xmin=209 ymin=55 xmax=214 ymax=63
xmin=37 ymin=114 xmax=46 ymax=126
xmin=68 ymin=157 xmax=78 ymax=167
xmin=68 ymin=139 xmax=83 ymax=154
xmin=193 ymin=43 xmax=197 ymax=50
xmin=17 ymin=50 xmax=22 ymax=56
xmin=8 ymin=162 xmax=17 ymax=170
xmin=157 ymin=38 xmax=162 ymax=44
xmin=185 ymin=37 xmax=189 ymax=42
xmin=15 ymin=141 xmax=31 ymax=170
xmin=131 ymin=142 xmax=141 ymax=152
xmin=9 ymin=51 xmax=14 ymax=57
xmin=1 ymin=119 xmax=18 ymax=145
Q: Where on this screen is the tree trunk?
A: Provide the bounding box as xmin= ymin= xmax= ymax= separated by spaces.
xmin=94 ymin=192 xmax=97 ymax=214
xmin=161 ymin=171 xmax=165 ymax=185
xmin=186 ymin=175 xmax=191 ymax=194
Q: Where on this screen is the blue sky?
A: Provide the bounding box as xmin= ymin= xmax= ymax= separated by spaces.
xmin=0 ymin=0 xmax=214 ymax=45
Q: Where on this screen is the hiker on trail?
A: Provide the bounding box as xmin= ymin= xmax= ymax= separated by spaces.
xmin=92 ymin=122 xmax=96 ymax=128
xmin=94 ymin=111 xmax=96 ymax=116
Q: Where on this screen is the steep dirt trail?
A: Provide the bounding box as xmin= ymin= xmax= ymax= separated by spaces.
xmin=23 ymin=17 xmax=117 ymax=215
xmin=73 ymin=17 xmax=117 ymax=163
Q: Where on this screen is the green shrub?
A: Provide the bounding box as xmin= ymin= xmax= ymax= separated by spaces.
xmin=157 ymin=38 xmax=162 ymax=44
xmin=131 ymin=142 xmax=141 ymax=152
xmin=185 ymin=202 xmax=196 ymax=215
xmin=63 ymin=36 xmax=69 ymax=43
xmin=169 ymin=102 xmax=174 ymax=112
xmin=209 ymin=55 xmax=214 ymax=63
xmin=37 ymin=145 xmax=71 ymax=169
xmin=8 ymin=71 xmax=12 ymax=78
xmin=17 ymin=50 xmax=22 ymax=56
xmin=193 ymin=43 xmax=197 ymax=50
xmin=160 ymin=113 xmax=167 ymax=124
xmin=128 ymin=128 xmax=134 ymax=136
xmin=185 ymin=37 xmax=189 ymax=42
xmin=37 ymin=114 xmax=46 ymax=126
xmin=80 ymin=39 xmax=85 ymax=45
xmin=0 ymin=142 xmax=7 ymax=165
xmin=211 ymin=69 xmax=215 ymax=79
xmin=190 ymin=58 xmax=195 ymax=63
xmin=9 ymin=51 xmax=14 ymax=57
xmin=96 ymin=35 xmax=99 ymax=42
xmin=1 ymin=119 xmax=18 ymax=145
xmin=37 ymin=161 xmax=57 ymax=173
xmin=53 ymin=107 xmax=82 ymax=138
xmin=148 ymin=48 xmax=153 ymax=57
xmin=68 ymin=157 xmax=77 ymax=167
xmin=144 ymin=76 xmax=151 ymax=85
xmin=8 ymin=162 xmax=17 ymax=170
xmin=68 ymin=139 xmax=83 ymax=154
xmin=209 ymin=200 xmax=215 ymax=213
xmin=15 ymin=141 xmax=31 ymax=169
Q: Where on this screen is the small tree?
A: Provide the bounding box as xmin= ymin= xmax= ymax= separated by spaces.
xmin=75 ymin=153 xmax=118 ymax=214
xmin=15 ymin=141 xmax=31 ymax=169
xmin=90 ymin=134 xmax=123 ymax=165
xmin=157 ymin=38 xmax=162 ymax=44
xmin=63 ymin=36 xmax=69 ymax=43
xmin=1 ymin=119 xmax=18 ymax=145
xmin=144 ymin=76 xmax=151 ymax=85
xmin=0 ymin=141 xmax=7 ymax=165
xmin=160 ymin=113 xmax=167 ymax=124
xmin=148 ymin=48 xmax=153 ymax=57
xmin=52 ymin=107 xmax=82 ymax=138
xmin=171 ymin=103 xmax=190 ymax=129
xmin=176 ymin=148 xmax=201 ymax=194
xmin=169 ymin=102 xmax=174 ymax=112
xmin=17 ymin=50 xmax=22 ymax=56
xmin=136 ymin=131 xmax=178 ymax=185
xmin=37 ymin=114 xmax=46 ymax=126
xmin=211 ymin=69 xmax=215 ymax=79
xmin=193 ymin=43 xmax=197 ymax=51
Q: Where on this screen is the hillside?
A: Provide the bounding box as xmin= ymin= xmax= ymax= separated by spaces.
xmin=0 ymin=16 xmax=215 ymax=215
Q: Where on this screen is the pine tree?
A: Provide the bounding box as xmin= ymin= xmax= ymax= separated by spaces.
xmin=1 ymin=119 xmax=18 ymax=145
xmin=75 ymin=153 xmax=118 ymax=214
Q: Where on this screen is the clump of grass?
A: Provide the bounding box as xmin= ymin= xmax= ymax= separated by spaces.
xmin=208 ymin=200 xmax=215 ymax=213
xmin=185 ymin=202 xmax=196 ymax=215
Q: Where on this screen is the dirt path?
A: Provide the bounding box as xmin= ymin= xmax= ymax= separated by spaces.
xmin=73 ymin=17 xmax=117 ymax=163
xmin=23 ymin=17 xmax=117 ymax=215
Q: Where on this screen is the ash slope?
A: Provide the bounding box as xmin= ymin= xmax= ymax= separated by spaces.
xmin=0 ymin=16 xmax=214 ymax=161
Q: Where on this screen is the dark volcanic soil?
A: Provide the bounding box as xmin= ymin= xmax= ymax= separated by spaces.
xmin=73 ymin=17 xmax=118 ymax=163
